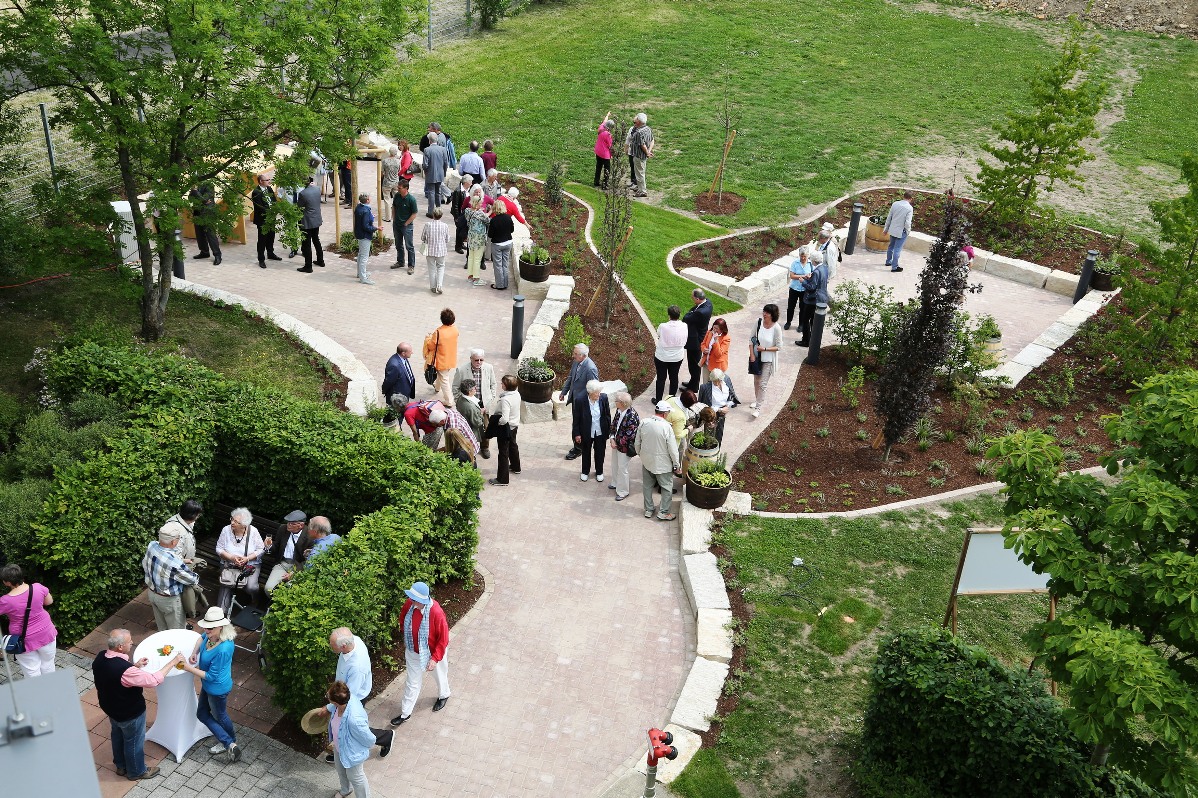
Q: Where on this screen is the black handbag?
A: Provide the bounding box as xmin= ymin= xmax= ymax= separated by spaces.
xmin=3 ymin=584 xmax=35 ymax=655
xmin=484 ymin=412 xmax=507 ymax=441
xmin=748 ymin=319 xmax=764 ymax=376
xmin=423 ymin=330 xmax=440 ymax=385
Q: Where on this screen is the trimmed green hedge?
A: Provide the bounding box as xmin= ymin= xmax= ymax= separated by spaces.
xmin=30 ymin=409 xmax=216 ymax=642
xmin=31 ymin=343 xmax=481 ymax=718
xmin=858 ymin=627 xmax=1161 ymax=798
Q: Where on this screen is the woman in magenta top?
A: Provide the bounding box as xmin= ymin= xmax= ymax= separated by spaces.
xmin=0 ymin=563 xmax=58 ymax=678
xmin=593 ymin=112 xmax=615 ymax=188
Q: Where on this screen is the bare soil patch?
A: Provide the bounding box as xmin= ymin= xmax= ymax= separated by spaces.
xmin=694 ymin=191 xmax=747 ymax=217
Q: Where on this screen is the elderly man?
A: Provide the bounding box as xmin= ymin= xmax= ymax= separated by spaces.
xmin=389 ymin=581 xmax=451 ymax=727
xmin=382 ymin=342 xmax=417 ymax=407
xmin=455 ymin=378 xmax=487 ymax=459
xmin=458 ymin=140 xmax=486 ymax=188
xmin=450 ymin=174 xmax=474 ymax=254
xmin=142 ymin=524 xmax=200 ymax=631
xmin=159 ymin=499 xmax=206 ymax=620
xmin=453 ymin=350 xmax=497 ymax=425
xmin=250 ymin=173 xmax=282 ymax=269
xmin=558 ymin=343 xmax=600 ymax=460
xmin=392 ymin=179 xmax=419 ymax=272
xmin=883 ymin=191 xmax=914 ymax=273
xmin=303 ymin=516 xmax=341 ymax=563
xmin=215 ymin=507 xmax=265 ymax=615
xmin=627 ymin=112 xmax=654 ymax=197
xmin=328 ymin=627 xmax=394 ymax=760
xmin=296 ymin=175 xmax=325 ymax=273
xmin=682 ymin=287 xmax=713 ymax=391
xmin=634 ymin=400 xmax=681 ymax=522
xmin=264 ymin=510 xmax=309 ymax=595
xmin=380 ymin=145 xmax=402 ymax=223
xmin=422 ymin=133 xmax=450 ymax=216
xmin=93 ymin=629 xmax=183 ymax=781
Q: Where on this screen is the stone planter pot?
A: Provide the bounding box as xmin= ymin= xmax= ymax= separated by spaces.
xmin=517 ymin=375 xmax=555 ymax=404
xmin=685 ymin=470 xmax=732 ymax=510
xmin=519 ymin=256 xmax=552 ymax=283
xmin=864 ymin=221 xmax=889 ymax=253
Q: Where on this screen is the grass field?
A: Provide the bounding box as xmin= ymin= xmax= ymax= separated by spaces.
xmin=675 ymin=496 xmax=1059 ymax=798
xmin=389 ymin=0 xmax=1196 ymax=232
xmin=0 ymin=267 xmax=336 ymax=411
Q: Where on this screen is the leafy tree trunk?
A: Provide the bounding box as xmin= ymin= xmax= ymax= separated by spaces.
xmin=600 ymin=140 xmax=633 ymax=327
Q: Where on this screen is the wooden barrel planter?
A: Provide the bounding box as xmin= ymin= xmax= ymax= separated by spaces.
xmin=519 ymin=256 xmax=552 ymax=283
xmin=682 ymin=433 xmax=720 ymax=477
xmin=685 ymin=470 xmax=732 ymax=509
xmin=517 ymin=376 xmax=555 ymax=404
xmin=984 ymin=337 xmax=1004 ymax=366
xmin=864 ymin=221 xmax=889 ymax=253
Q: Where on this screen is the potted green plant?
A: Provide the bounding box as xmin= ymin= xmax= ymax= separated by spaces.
xmin=685 ymin=453 xmax=732 ymax=509
xmin=519 ymin=245 xmax=553 ymax=283
xmin=516 ymin=357 xmax=556 ymax=404
xmin=974 ymin=314 xmax=1003 ymax=365
xmin=1090 ymin=257 xmax=1120 ymax=292
xmin=865 ymin=208 xmax=889 ymax=253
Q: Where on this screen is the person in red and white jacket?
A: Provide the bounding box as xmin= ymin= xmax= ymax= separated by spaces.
xmin=389 ymin=581 xmax=451 ymax=726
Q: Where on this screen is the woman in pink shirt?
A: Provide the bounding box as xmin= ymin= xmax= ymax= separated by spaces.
xmin=593 ymin=112 xmax=615 ymax=187
xmin=0 ymin=563 xmax=58 ymax=677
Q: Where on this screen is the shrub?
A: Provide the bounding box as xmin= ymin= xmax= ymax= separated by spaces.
xmin=0 ymin=392 xmax=27 ymax=452
xmin=859 ymin=627 xmax=1155 ymax=798
xmin=559 ymin=314 xmax=592 ymax=358
xmin=3 ymin=408 xmax=124 ymax=482
xmin=0 ymin=478 xmax=52 ymax=567
xmin=544 ymin=158 xmax=568 ymax=207
xmin=828 ymin=280 xmax=901 ymax=366
xmin=336 ymin=230 xmax=393 ymax=256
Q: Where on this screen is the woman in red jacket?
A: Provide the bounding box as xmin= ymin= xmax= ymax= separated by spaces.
xmin=698 ymin=317 xmax=730 ymax=384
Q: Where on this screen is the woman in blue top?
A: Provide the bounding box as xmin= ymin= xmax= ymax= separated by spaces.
xmin=784 ymin=248 xmax=813 ymax=334
xmin=183 ymin=607 xmax=241 ymax=762
xmin=319 ymin=680 xmax=375 ymax=798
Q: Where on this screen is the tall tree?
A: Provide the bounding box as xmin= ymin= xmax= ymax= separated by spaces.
xmin=990 ymin=373 xmax=1198 ymax=796
xmin=873 ymin=198 xmax=975 ymax=459
xmin=0 ymin=0 xmax=415 ymax=340
xmin=972 ymin=17 xmax=1105 ymax=227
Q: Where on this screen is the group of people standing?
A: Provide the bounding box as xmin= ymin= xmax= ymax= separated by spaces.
xmin=592 ymin=110 xmax=654 ymax=196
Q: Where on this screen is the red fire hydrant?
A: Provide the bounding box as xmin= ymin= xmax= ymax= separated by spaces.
xmin=642 ymin=727 xmax=679 ymax=798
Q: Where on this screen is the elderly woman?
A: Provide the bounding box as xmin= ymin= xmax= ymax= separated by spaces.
xmin=450 ymin=174 xmax=474 ymax=254
xmin=0 ymin=563 xmax=57 ymax=678
xmin=572 ymin=380 xmax=611 ymax=482
xmin=380 ymin=145 xmax=401 ymax=223
xmin=489 ymin=375 xmax=522 ymax=486
xmin=654 ymin=304 xmax=689 ymax=403
xmin=487 ymin=200 xmax=514 ymax=290
xmin=182 ymin=607 xmax=241 ymax=762
xmin=748 ymin=303 xmax=783 ymax=419
xmin=594 ymin=112 xmax=616 ymax=187
xmin=608 ymin=392 xmax=640 ymax=501
xmin=697 ymin=368 xmax=741 ymax=443
xmin=699 ymin=317 xmax=730 ymax=385
xmin=464 ymin=194 xmax=490 ymax=280
xmin=785 ymin=248 xmax=813 ymax=332
xmin=321 ymin=680 xmax=374 ymax=798
xmin=215 ymin=507 xmax=264 ymax=614
xmin=403 ymin=399 xmax=444 ymax=447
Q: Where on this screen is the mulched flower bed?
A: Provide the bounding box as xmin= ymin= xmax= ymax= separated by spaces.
xmin=511 ymin=177 xmax=655 ymax=398
xmin=673 ymin=188 xmax=1122 ymax=277
xmin=694 ymin=191 xmax=747 ymax=216
xmin=268 ymin=569 xmax=485 ymax=756
xmin=740 ymin=342 xmax=1125 ymax=513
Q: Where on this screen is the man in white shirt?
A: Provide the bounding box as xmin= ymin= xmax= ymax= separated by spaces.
xmin=328 ymin=627 xmax=393 ymax=759
xmin=264 ymin=510 xmax=308 ymax=595
xmin=634 ymin=401 xmax=682 ymax=522
xmin=457 ymin=140 xmax=486 ymax=188
xmin=883 ymin=192 xmax=914 ymax=273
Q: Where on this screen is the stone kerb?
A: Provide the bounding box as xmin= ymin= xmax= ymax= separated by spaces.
xmin=172 ymin=278 xmax=377 ymax=415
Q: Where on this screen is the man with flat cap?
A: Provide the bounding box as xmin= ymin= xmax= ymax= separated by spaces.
xmin=390 ymin=581 xmax=451 ymax=726
xmin=264 ymin=510 xmax=309 ymax=595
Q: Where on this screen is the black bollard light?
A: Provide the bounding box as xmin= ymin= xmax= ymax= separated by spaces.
xmin=172 ymin=229 xmax=186 ymax=280
xmin=844 ymin=202 xmax=864 ymax=256
xmin=511 ymin=294 xmax=525 ymax=359
xmin=1072 ymin=249 xmax=1099 ymax=304
xmin=804 ymin=306 xmax=827 ymax=366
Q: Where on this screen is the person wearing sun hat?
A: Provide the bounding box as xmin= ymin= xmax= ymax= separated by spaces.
xmin=181 ymin=606 xmax=241 ymax=763
xmin=389 ymin=581 xmax=451 ymax=727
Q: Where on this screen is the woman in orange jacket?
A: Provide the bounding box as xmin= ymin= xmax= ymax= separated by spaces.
xmin=698 ymin=317 xmax=730 ymax=382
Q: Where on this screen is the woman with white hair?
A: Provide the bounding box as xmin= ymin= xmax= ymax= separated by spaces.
xmin=487 ymin=200 xmax=514 ymax=290
xmin=215 ymin=507 xmax=264 ymax=614
xmin=380 ymin=145 xmax=401 ymax=222
xmin=697 ymin=369 xmax=741 ymax=442
xmin=572 ymin=380 xmax=611 ymax=482
xmin=608 ymin=391 xmax=640 ymax=501
xmin=182 ymin=607 xmax=241 ymax=762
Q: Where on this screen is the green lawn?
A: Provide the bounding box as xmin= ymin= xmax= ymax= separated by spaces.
xmin=566 ymin=183 xmax=738 ymax=324
xmin=0 ymin=266 xmax=337 ymax=412
xmin=388 ymin=0 xmax=1193 ymax=231
xmin=1106 ymin=36 xmax=1198 ymax=171
xmin=700 ymin=495 xmax=1055 ymax=797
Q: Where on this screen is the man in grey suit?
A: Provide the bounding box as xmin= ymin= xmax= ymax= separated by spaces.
xmin=634 ymin=401 xmax=681 ymax=521
xmin=296 ymin=177 xmax=325 ymax=273
xmin=422 ymin=133 xmax=450 ymax=217
xmin=558 ymin=343 xmax=599 ymax=460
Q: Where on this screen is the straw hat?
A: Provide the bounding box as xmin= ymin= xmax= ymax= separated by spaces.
xmin=300 ymin=707 xmax=327 ymax=735
xmin=196 ymin=607 xmax=231 ymax=629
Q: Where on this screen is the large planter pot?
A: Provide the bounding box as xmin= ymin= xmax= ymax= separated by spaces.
xmin=683 ymin=434 xmax=720 ymax=478
xmin=519 ymin=256 xmax=552 ymax=283
xmin=517 ymin=375 xmax=555 ymax=404
xmin=864 ymin=220 xmax=889 ymax=253
xmin=1090 ymin=271 xmax=1114 ymax=291
xmin=685 ymin=470 xmax=732 ymax=509
xmin=984 ymin=337 xmax=1004 ymax=366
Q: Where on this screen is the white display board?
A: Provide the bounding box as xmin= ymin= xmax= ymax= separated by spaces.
xmin=955 ymin=528 xmax=1050 ymax=595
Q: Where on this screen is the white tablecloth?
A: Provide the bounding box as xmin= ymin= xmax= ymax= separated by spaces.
xmin=133 ymin=629 xmax=211 ymax=763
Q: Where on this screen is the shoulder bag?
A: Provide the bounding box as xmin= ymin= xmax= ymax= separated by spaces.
xmin=219 ymin=533 xmax=253 ymax=586
xmin=424 ymin=329 xmax=440 ymax=385
xmin=2 ymin=584 xmax=35 ymax=654
xmin=747 ymin=319 xmax=764 ymax=376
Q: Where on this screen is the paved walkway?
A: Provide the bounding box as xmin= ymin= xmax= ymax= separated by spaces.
xmin=67 ymin=166 xmax=1072 ymax=797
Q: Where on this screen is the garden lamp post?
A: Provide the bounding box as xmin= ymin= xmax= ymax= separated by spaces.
xmin=510 ymin=295 xmax=525 ymax=359
xmin=804 ymin=306 xmax=828 ymax=366
xmin=1072 ymin=249 xmax=1099 ymax=304
xmin=844 ymin=202 xmax=864 ymax=255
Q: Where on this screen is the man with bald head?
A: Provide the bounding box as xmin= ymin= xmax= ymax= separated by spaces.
xmin=329 ymin=626 xmax=393 ymax=759
xmin=382 ymin=342 xmax=417 ymax=407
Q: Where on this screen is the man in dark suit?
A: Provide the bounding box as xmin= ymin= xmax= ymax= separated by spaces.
xmin=296 ymin=177 xmax=324 ymax=273
xmin=250 ymin=174 xmax=282 ymax=269
xmin=189 ymin=182 xmax=222 ymax=265
xmin=682 ymin=288 xmax=713 ymax=391
xmin=381 ymin=342 xmax=417 ymax=405
xmin=558 ymin=343 xmax=600 ymax=460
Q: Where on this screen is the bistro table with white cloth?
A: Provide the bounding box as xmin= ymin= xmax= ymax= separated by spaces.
xmin=133 ymin=628 xmax=210 ymax=763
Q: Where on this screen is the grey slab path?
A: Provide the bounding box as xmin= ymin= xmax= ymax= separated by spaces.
xmin=178 ymin=161 xmax=694 ymax=798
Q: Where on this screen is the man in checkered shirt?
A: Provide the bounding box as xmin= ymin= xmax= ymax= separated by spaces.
xmin=141 ymin=526 xmax=200 ymax=631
